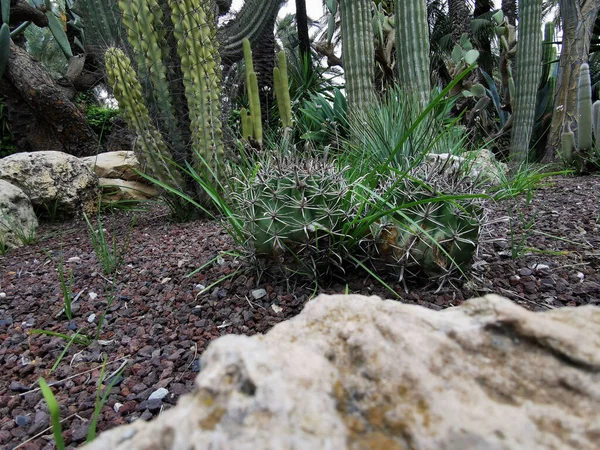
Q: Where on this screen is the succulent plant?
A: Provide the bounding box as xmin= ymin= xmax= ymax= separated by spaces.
xmin=370 ymin=160 xmax=485 ymax=280
xmin=233 ymin=152 xmax=355 ymax=273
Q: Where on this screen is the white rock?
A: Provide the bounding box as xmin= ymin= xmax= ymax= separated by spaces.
xmin=531 ymin=263 xmax=550 ymax=271
xmin=68 ymin=256 xmax=81 ymax=263
xmin=251 ymin=288 xmax=267 ymax=300
xmin=271 ymin=304 xmax=283 ymax=314
xmin=0 ymin=180 xmax=38 ymax=250
xmin=87 ymin=313 xmax=96 ymax=323
xmin=82 ymin=151 xmax=143 ymax=181
xmin=0 ymin=293 xmax=5 ymax=298
xmin=148 ymin=388 xmax=169 ymax=401
xmin=85 ymin=294 xmax=600 ymax=450
xmin=89 ymin=292 xmax=98 ymax=300
xmin=0 ymin=151 xmax=99 ymax=218
xmin=113 ymin=403 xmax=123 ymax=413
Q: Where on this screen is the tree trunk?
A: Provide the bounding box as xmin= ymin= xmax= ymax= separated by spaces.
xmin=544 ymin=0 xmax=600 ymax=162
xmin=502 ymin=0 xmax=517 ymax=25
xmin=252 ymin=18 xmax=276 ymax=126
xmin=448 ymin=0 xmax=472 ymax=43
xmin=296 ymin=0 xmax=312 ymax=69
xmin=474 ymin=0 xmax=493 ymax=76
xmin=0 ymin=42 xmax=100 ymax=156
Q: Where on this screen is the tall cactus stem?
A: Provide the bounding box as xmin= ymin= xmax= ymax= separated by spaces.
xmin=539 ymin=22 xmax=554 ymax=86
xmin=242 ymin=38 xmax=263 ymax=144
xmin=240 ymin=107 xmax=252 ymax=139
xmin=118 ymin=0 xmax=182 ymax=152
xmin=105 ymin=47 xmax=185 ymax=192
xmin=170 ymin=0 xmax=224 ymax=179
xmin=395 ymin=0 xmax=431 ymax=107
xmin=561 ymin=126 xmax=575 ymax=165
xmin=339 ymin=0 xmax=376 ymax=113
xmin=509 ymin=0 xmax=543 ymax=164
xmin=248 ymin=71 xmax=263 ymax=143
xmin=593 ymin=100 xmax=600 ymax=148
xmin=577 ymin=62 xmax=593 ymax=153
xmin=274 ymin=51 xmax=292 ymax=128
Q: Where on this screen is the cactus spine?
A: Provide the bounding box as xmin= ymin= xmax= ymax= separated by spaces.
xmin=339 ymin=0 xmax=376 ymax=112
xmin=395 ymin=0 xmax=431 ymax=106
xmin=509 ymin=0 xmax=543 ymax=164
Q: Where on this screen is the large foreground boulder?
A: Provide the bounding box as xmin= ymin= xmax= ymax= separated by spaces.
xmin=0 ymin=179 xmax=38 ymax=250
xmin=86 ymin=294 xmax=600 ymax=450
xmin=0 ymin=151 xmax=99 ymax=218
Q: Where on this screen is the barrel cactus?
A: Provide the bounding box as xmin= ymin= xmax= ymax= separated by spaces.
xmin=370 ymin=160 xmax=485 ymax=280
xmin=233 ymin=152 xmax=355 ymax=274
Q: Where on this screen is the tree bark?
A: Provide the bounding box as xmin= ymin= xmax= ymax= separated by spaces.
xmin=448 ymin=0 xmax=472 ymax=43
xmin=502 ymin=0 xmax=517 ymax=25
xmin=544 ymin=0 xmax=600 ymax=162
xmin=296 ymin=0 xmax=312 ymax=69
xmin=1 ymin=42 xmax=100 ymax=156
xmin=252 ymin=17 xmax=277 ymax=126
xmin=474 ymin=0 xmax=493 ymax=76
xmin=9 ymin=0 xmax=48 ymax=27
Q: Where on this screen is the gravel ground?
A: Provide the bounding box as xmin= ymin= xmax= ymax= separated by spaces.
xmin=0 ymin=174 xmax=598 ymax=449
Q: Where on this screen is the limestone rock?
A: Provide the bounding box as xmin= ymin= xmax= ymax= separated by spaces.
xmin=98 ymin=178 xmax=158 ymax=202
xmin=0 ymin=151 xmax=99 ymax=218
xmin=425 ymin=149 xmax=507 ymax=185
xmin=85 ymin=294 xmax=600 ymax=450
xmin=0 ymin=180 xmax=38 ymax=250
xmin=82 ymin=151 xmax=143 ymax=182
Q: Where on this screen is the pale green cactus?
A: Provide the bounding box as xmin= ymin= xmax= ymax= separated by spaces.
xmin=509 ymin=0 xmax=543 ymax=164
xmin=395 ymin=0 xmax=431 ymax=107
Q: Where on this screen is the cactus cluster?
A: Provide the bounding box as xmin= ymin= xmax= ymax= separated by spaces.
xmin=105 ymin=0 xmax=225 ymax=213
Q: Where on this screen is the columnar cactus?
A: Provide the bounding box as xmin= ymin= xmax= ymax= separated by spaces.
xmin=242 ymin=38 xmax=263 ymax=145
xmin=509 ymin=0 xmax=543 ymax=164
xmin=577 ymin=62 xmax=593 ymax=153
xmin=395 ymin=0 xmax=431 ymax=107
xmin=339 ymin=0 xmax=376 ymax=112
xmin=273 ymin=51 xmax=292 ymax=129
xmin=105 ymin=0 xmax=224 ymax=213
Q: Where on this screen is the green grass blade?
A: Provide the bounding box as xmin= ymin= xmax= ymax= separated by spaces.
xmin=38 ymin=377 xmax=65 ymax=450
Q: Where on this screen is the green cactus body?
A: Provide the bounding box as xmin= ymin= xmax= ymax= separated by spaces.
xmin=372 ymin=162 xmax=483 ymax=278
xmin=235 ymin=155 xmax=352 ymax=270
xmin=560 ymin=127 xmax=575 ymax=165
xmin=339 ymin=0 xmax=376 ymax=112
xmin=577 ymin=62 xmax=593 ymax=153
xmin=540 ymin=22 xmax=554 ymax=86
xmin=170 ymin=0 xmax=224 ymax=178
xmin=119 ymin=0 xmax=182 ymax=151
xmin=395 ymin=0 xmax=431 ymax=106
xmin=105 ymin=47 xmax=185 ymax=192
xmin=0 ymin=23 xmax=9 ymax=79
xmin=241 ymin=38 xmax=263 ymax=144
xmin=509 ymin=0 xmax=543 ymax=164
xmin=592 ymin=100 xmax=600 ymax=148
xmin=276 ymin=51 xmax=292 ymax=128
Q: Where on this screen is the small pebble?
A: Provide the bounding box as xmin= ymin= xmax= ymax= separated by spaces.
xmin=518 ymin=268 xmax=533 ymax=277
xmin=271 ymin=304 xmax=283 ymax=314
xmin=252 ymin=289 xmax=267 ymax=300
xmin=14 ymin=415 xmax=30 ymax=427
xmin=67 ymin=321 xmax=77 ymax=331
xmin=87 ymin=313 xmax=96 ymax=323
xmin=9 ymin=381 xmax=30 ymax=393
xmin=89 ymin=292 xmax=98 ymax=300
xmin=68 ymin=257 xmax=81 ymax=263
xmin=114 ymin=402 xmax=123 ymax=413
xmin=531 ymin=263 xmax=550 ymax=272
xmin=0 ymin=318 xmax=13 ymax=327
xmin=0 ymin=292 xmax=6 ymax=298
xmin=148 ymin=388 xmax=168 ymax=401
xmin=195 ymin=284 xmax=206 ymax=291
xmin=191 ymin=359 xmax=201 ymax=372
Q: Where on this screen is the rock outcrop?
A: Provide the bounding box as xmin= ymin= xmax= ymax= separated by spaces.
xmin=0 ymin=151 xmax=99 ymax=218
xmin=83 ymin=151 xmax=158 ymax=202
xmin=0 ymin=179 xmax=38 ymax=250
xmin=85 ymin=294 xmax=600 ymax=450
